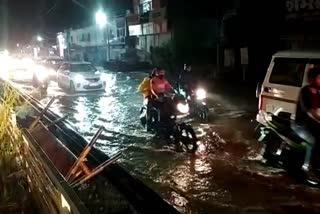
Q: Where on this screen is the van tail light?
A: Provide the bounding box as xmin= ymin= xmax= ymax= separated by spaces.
xmin=258 ymin=95 xmax=263 ymax=110
xmin=258 ymin=94 xmax=266 ymax=111
xmin=257 ymin=84 xmax=265 ymax=110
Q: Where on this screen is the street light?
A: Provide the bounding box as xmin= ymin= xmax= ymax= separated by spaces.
xmin=95 ymin=10 xmax=110 ymax=61
xmin=37 ymin=35 xmax=43 ymax=42
xmin=95 ymin=10 xmax=107 ymax=29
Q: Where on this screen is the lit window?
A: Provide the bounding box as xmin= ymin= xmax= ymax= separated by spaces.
xmin=140 ymin=0 xmax=152 ymax=13
xmin=129 ymin=25 xmax=142 ymax=36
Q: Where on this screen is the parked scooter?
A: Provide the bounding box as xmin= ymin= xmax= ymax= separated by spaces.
xmin=256 ymin=110 xmax=320 ymax=185
xmin=140 ymin=93 xmax=198 ymax=153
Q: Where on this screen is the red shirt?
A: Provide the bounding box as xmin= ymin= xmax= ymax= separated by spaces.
xmin=151 ymin=77 xmax=171 ymax=94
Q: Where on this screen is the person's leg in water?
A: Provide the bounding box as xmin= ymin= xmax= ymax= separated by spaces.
xmin=146 ymin=96 xmax=153 ymax=131
xmin=304 ymin=123 xmax=320 ymax=182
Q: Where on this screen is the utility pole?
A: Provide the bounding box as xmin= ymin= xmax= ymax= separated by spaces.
xmin=67 ymin=29 xmax=71 ymax=60
xmin=106 ymin=25 xmax=111 ymax=61
xmin=216 ymin=8 xmax=221 ymax=78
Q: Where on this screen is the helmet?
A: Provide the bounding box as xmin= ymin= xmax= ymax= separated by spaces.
xmin=184 ymin=63 xmax=191 ymax=67
xmin=155 ymin=69 xmax=165 ymax=76
xmin=184 ymin=63 xmax=191 ymax=71
xmin=150 ymin=67 xmax=158 ymax=77
xmin=308 ymin=68 xmax=320 ymax=81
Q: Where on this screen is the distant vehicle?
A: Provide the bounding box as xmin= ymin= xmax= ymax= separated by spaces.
xmin=256 ymin=50 xmax=320 ymax=121
xmin=6 ymin=58 xmax=49 ymax=85
xmin=44 ymin=58 xmax=65 ymax=68
xmin=39 ymin=59 xmax=64 ymax=80
xmin=57 ymin=62 xmax=106 ymax=93
xmin=177 ymin=84 xmax=209 ymax=122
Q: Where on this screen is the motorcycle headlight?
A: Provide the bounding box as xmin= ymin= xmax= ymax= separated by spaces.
xmin=196 ymin=88 xmax=207 ymax=100
xmin=177 ymin=103 xmax=189 ymax=114
xmin=75 ymin=74 xmax=85 ymax=83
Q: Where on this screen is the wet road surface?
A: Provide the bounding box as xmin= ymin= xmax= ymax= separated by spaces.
xmin=13 ymin=71 xmax=320 ymax=214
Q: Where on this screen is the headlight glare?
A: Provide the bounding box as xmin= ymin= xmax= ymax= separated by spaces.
xmin=196 ymin=88 xmax=207 ymax=100
xmin=35 ymin=66 xmax=48 ymax=81
xmin=177 ymin=103 xmax=189 ymax=114
xmin=75 ymin=74 xmax=85 ymax=83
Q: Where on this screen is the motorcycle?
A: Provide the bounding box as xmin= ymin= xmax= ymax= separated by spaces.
xmin=140 ymin=93 xmax=198 ymax=153
xmin=256 ymin=110 xmax=320 ymax=184
xmin=178 ymin=83 xmax=209 ymax=121
xmin=32 ymin=65 xmax=50 ymax=92
xmin=188 ymin=87 xmax=210 ymax=121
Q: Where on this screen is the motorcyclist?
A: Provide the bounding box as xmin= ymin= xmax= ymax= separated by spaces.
xmin=293 ymin=67 xmax=320 ymax=182
xmin=137 ymin=68 xmax=157 ymax=98
xmin=150 ymin=68 xmax=173 ymax=98
xmin=178 ymin=63 xmax=194 ymax=98
xmin=149 ymin=69 xmax=174 ymax=124
xmin=137 ymin=68 xmax=157 ymax=131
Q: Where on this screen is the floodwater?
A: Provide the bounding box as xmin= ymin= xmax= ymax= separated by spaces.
xmin=14 ymin=71 xmax=320 ymax=214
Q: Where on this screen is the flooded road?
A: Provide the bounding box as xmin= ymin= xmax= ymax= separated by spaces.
xmin=14 ymin=70 xmax=320 ymax=214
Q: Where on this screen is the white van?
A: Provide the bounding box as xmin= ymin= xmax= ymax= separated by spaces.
xmin=257 ymin=50 xmax=320 ymax=122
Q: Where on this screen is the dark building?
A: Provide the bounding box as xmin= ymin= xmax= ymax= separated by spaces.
xmin=127 ymin=0 xmax=320 ymax=81
xmin=221 ymin=0 xmax=284 ymax=82
xmin=126 ymin=0 xmax=235 ymax=62
xmin=222 ymin=0 xmax=320 ymax=82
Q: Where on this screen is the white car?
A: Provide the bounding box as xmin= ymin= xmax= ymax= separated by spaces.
xmin=57 ymin=62 xmax=106 ymax=93
xmin=257 ymin=50 xmax=320 ymax=122
xmin=3 ymin=58 xmax=50 ymax=85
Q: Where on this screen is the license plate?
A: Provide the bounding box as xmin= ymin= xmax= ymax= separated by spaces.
xmin=89 ymin=83 xmax=99 ymax=87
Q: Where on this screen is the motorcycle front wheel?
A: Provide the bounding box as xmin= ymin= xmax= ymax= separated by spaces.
xmin=197 ymin=105 xmax=209 ymax=122
xmin=174 ymin=123 xmax=198 ymax=153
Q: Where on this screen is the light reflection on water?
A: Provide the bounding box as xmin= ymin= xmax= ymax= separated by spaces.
xmin=14 ymin=71 xmax=320 ymax=214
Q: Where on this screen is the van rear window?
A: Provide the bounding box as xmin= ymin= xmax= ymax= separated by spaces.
xmin=269 ymin=58 xmax=307 ymax=87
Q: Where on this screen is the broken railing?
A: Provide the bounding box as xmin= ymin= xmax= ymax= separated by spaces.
xmin=0 ymin=84 xmax=90 ymax=213
xmin=1 ymin=83 xmax=121 ymax=213
xmin=27 ymin=96 xmax=122 ymax=185
xmin=4 ymin=81 xmax=180 ymax=214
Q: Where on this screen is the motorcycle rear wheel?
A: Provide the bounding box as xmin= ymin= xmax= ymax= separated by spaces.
xmin=175 ymin=123 xmax=197 ymax=153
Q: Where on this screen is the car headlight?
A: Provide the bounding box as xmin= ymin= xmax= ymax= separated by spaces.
xmin=75 ymin=74 xmax=85 ymax=83
xmin=101 ymin=73 xmax=111 ymax=82
xmin=196 ymin=88 xmax=207 ymax=100
xmin=177 ymin=103 xmax=189 ymax=114
xmin=34 ymin=66 xmax=48 ymax=81
xmin=35 ymin=71 xmax=48 ymax=81
xmin=49 ymin=68 xmax=56 ymax=75
xmin=21 ymin=58 xmax=34 ymax=68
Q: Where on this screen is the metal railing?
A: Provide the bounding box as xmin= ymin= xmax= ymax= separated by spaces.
xmin=22 ymin=128 xmax=90 ymax=214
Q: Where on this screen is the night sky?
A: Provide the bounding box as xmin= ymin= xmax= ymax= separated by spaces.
xmin=0 ymin=0 xmax=131 ymax=47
